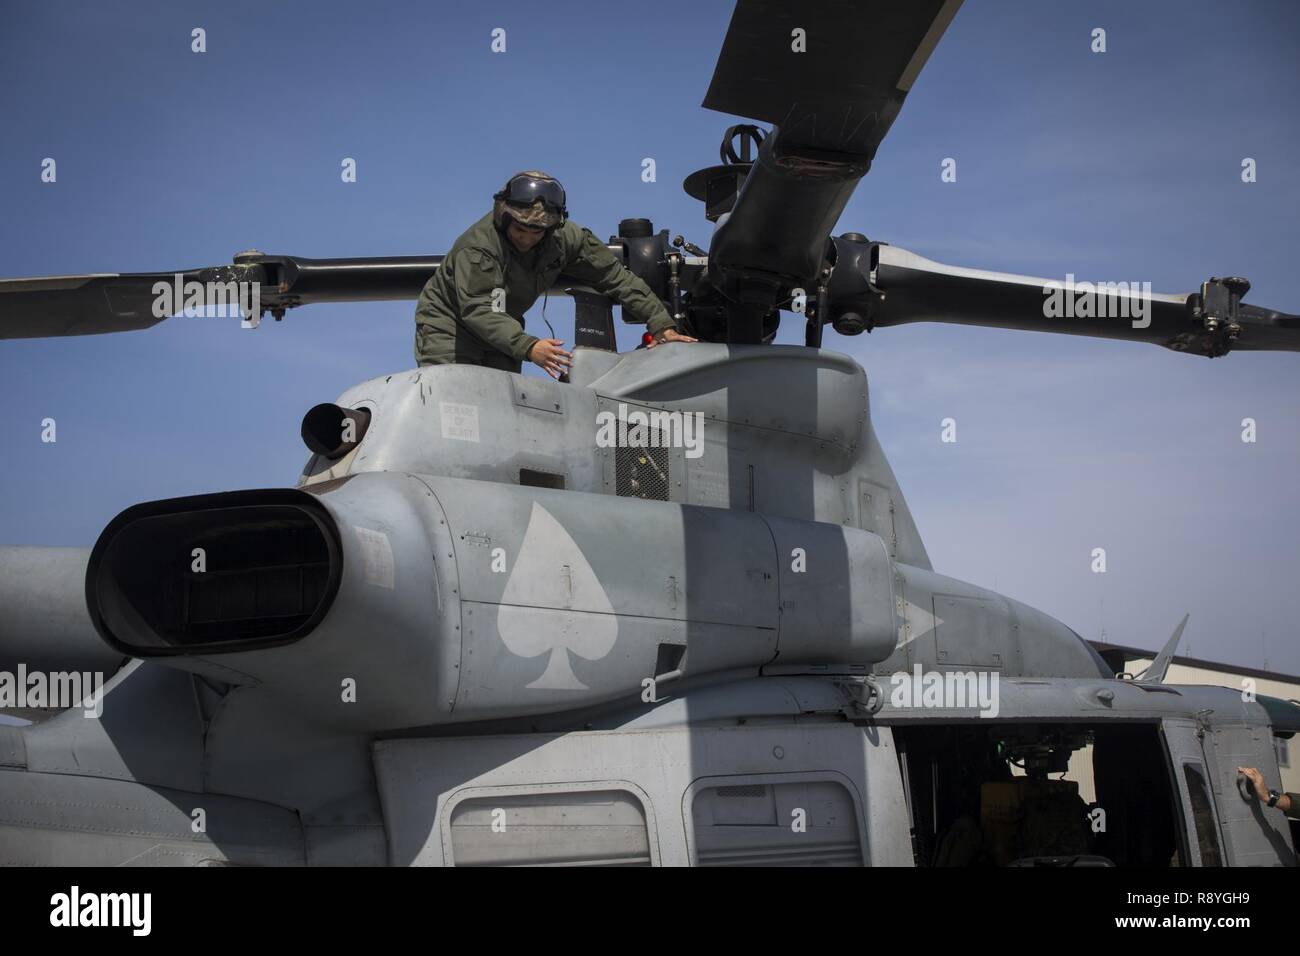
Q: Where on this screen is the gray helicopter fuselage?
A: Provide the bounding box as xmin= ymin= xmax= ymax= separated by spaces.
xmin=1 ymin=343 xmax=1292 ymax=867
xmin=297 ymin=342 xmax=1108 ymax=697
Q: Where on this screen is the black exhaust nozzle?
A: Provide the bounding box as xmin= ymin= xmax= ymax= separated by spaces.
xmin=301 ymin=403 xmax=371 ymax=460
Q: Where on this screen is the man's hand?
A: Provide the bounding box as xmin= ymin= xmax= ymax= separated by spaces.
xmin=527 ymin=338 xmax=573 ymax=378
xmin=1237 ymin=766 xmax=1288 ymax=810
xmin=1239 ymin=766 xmax=1268 ymax=800
xmin=646 ymin=328 xmax=699 ymax=349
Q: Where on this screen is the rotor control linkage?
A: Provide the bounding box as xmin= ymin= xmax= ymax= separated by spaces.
xmin=672 ymin=235 xmax=708 ymax=258
xmin=1168 ymin=276 xmax=1254 ymax=357
xmin=1193 ymin=276 xmax=1251 ymax=338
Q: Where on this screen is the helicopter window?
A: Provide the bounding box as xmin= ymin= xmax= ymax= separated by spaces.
xmin=690 ymin=779 xmax=863 ymax=866
xmin=1181 ymin=764 xmax=1222 ymax=866
xmin=447 ymin=790 xmax=651 ymax=867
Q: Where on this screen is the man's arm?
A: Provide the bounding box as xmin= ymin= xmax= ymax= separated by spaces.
xmin=1238 ymin=766 xmax=1300 ymax=818
xmin=452 ymin=247 xmax=539 ymax=363
xmin=562 ymin=225 xmax=676 ymax=337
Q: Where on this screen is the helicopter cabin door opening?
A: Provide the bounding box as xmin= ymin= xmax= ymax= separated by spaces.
xmin=892 ymin=722 xmax=1192 ymax=867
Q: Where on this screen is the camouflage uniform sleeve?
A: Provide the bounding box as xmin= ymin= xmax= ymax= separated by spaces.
xmin=455 ymin=247 xmax=539 ymax=363
xmin=562 ymin=225 xmax=675 ymax=336
xmin=413 ymin=277 xmax=446 ymax=366
xmin=1286 ymin=793 xmax=1300 ymax=819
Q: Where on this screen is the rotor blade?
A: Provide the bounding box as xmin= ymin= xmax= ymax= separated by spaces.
xmin=1 ymin=251 xmax=638 ymax=340
xmin=0 ymin=256 xmax=448 ymax=340
xmin=702 ymin=0 xmax=963 ymax=340
xmin=1232 ymin=303 xmax=1300 ymax=352
xmin=703 ymin=0 xmax=963 ymax=155
xmin=836 ymin=243 xmax=1300 ymax=357
xmin=0 ymin=272 xmax=201 ymax=338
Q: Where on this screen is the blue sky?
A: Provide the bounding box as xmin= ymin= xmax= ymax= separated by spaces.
xmin=2 ymin=1 xmax=1298 ymax=672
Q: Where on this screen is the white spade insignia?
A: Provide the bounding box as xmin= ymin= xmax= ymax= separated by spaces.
xmin=498 ymin=503 xmax=618 ymax=689
xmin=897 ymin=598 xmax=944 ymax=649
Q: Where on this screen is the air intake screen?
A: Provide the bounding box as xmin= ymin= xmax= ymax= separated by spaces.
xmin=87 ymin=490 xmax=342 ymax=656
xmin=615 ymin=429 xmax=670 ymax=501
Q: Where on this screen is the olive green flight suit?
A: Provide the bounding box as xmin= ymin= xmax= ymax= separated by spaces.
xmin=414 ymin=212 xmax=675 ymax=372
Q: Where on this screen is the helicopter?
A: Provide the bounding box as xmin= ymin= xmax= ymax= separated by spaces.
xmin=1 ymin=0 xmax=1299 ymax=867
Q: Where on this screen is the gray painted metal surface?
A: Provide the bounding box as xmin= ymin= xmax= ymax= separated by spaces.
xmin=374 ymin=721 xmax=911 ymax=866
xmin=0 ymin=546 xmax=125 ymax=676
xmin=0 ymin=346 xmax=1293 ymax=867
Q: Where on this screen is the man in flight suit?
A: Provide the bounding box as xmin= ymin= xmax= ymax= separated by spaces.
xmin=414 ymin=170 xmax=696 ymax=377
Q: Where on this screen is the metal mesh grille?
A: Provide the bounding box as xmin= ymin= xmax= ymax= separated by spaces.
xmin=716 ymin=785 xmax=767 ymax=798
xmin=615 ymin=429 xmax=670 ymax=501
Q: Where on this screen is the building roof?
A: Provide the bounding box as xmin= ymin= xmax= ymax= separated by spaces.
xmin=1089 ymin=640 xmax=1300 ymax=686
